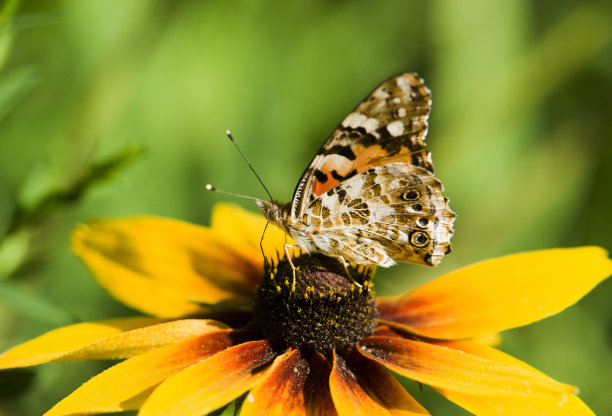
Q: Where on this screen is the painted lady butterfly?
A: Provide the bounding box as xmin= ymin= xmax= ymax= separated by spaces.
xmin=256 ymin=73 xmax=455 ymax=268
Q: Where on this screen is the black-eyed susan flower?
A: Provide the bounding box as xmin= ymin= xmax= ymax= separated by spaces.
xmin=0 ymin=203 xmax=610 ymax=415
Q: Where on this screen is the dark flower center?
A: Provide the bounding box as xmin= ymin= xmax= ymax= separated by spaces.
xmin=252 ymin=253 xmax=377 ymax=354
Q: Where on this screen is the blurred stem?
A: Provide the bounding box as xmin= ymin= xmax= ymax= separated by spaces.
xmin=0 ymin=146 xmax=143 ymax=279
xmin=0 ymin=280 xmax=76 ymax=325
xmin=6 ymin=146 xmax=143 ymax=235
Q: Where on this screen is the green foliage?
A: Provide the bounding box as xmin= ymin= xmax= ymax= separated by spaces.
xmin=0 ymin=146 xmax=142 ymax=278
xmin=0 ymin=0 xmax=611 ymax=415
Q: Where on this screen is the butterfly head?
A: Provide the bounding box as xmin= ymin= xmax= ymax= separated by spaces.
xmin=256 ymin=200 xmax=291 ymax=232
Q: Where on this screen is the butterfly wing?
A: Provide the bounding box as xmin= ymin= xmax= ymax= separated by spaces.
xmin=288 ymin=73 xmax=455 ymax=267
xmin=290 ymin=73 xmax=433 ymax=221
xmin=302 ymin=163 xmax=455 ymax=267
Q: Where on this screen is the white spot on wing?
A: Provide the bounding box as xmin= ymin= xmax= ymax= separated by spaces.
xmin=342 ymin=112 xmax=366 ymax=128
xmin=387 ymin=120 xmax=404 ymax=136
xmin=392 ymin=97 xmax=401 ymax=104
xmin=343 ymin=112 xmax=379 ymax=133
xmin=396 ymin=75 xmax=412 ymax=93
xmin=397 ymin=107 xmax=407 ymax=118
xmin=362 ymin=117 xmax=379 ymax=132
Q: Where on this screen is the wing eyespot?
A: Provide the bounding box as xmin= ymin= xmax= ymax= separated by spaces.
xmin=410 ymin=231 xmax=429 ymax=247
xmin=401 ymin=190 xmax=420 ymax=201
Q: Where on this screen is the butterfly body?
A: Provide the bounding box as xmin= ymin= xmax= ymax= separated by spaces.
xmin=257 ymin=73 xmax=455 ymax=268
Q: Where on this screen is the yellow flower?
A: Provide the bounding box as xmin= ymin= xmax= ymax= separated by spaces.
xmin=1 ymin=203 xmax=610 ymax=416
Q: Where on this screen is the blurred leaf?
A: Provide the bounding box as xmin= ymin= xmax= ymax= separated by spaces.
xmin=0 ymin=1 xmax=38 ymax=126
xmin=0 ymin=146 xmax=143 ymax=279
xmin=8 ymin=145 xmax=144 ymax=235
xmin=0 ymin=281 xmax=75 ymax=325
xmin=448 ymin=2 xmax=612 ymax=137
xmin=0 ymin=0 xmax=21 ymax=71
xmin=0 ymin=66 xmax=40 ymax=124
xmin=0 ymin=182 xmax=12 ymax=238
xmin=0 ymin=0 xmax=20 ymax=24
xmin=0 ymin=230 xmax=28 ymax=279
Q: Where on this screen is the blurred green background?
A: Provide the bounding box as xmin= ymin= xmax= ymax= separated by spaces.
xmin=1 ymin=0 xmax=611 ymax=414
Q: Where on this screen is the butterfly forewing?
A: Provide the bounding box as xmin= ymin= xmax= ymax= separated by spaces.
xmin=291 ymin=73 xmax=433 ymax=220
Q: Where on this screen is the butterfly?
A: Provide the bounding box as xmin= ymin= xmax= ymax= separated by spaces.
xmin=253 ymin=73 xmax=456 ymax=270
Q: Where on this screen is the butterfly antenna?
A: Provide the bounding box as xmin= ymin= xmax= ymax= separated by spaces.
xmin=204 ymin=184 xmax=265 ymax=203
xmin=225 ymin=130 xmax=274 ymax=201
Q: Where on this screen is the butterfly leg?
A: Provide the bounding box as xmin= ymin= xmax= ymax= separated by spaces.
xmin=338 ymin=257 xmax=363 ymax=288
xmin=259 ymin=222 xmax=270 ymax=267
xmin=284 ymin=243 xmax=300 ymax=293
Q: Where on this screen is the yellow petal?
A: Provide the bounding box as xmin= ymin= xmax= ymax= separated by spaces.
xmin=377 ymin=247 xmax=612 ymax=339
xmin=139 ymin=340 xmax=276 ymax=416
xmin=358 ymin=336 xmax=575 ymax=398
xmin=71 ymin=216 xmax=261 ymax=318
xmin=0 ymin=317 xmax=162 ymax=368
xmin=211 ymin=203 xmax=297 ymax=259
xmin=434 ymin=340 xmax=594 ymax=415
xmin=65 ymin=319 xmax=227 ymax=360
xmin=439 ymin=391 xmax=594 ymax=416
xmin=329 ymin=349 xmax=429 ymax=416
xmin=44 ymin=329 xmax=241 ymax=416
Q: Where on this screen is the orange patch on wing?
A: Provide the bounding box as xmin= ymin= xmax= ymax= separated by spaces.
xmin=312 ymin=170 xmax=340 ymax=196
xmin=312 ymin=145 xmax=414 ymax=196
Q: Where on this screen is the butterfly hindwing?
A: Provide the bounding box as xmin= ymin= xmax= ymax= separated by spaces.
xmin=301 ymin=163 xmax=454 ymax=266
